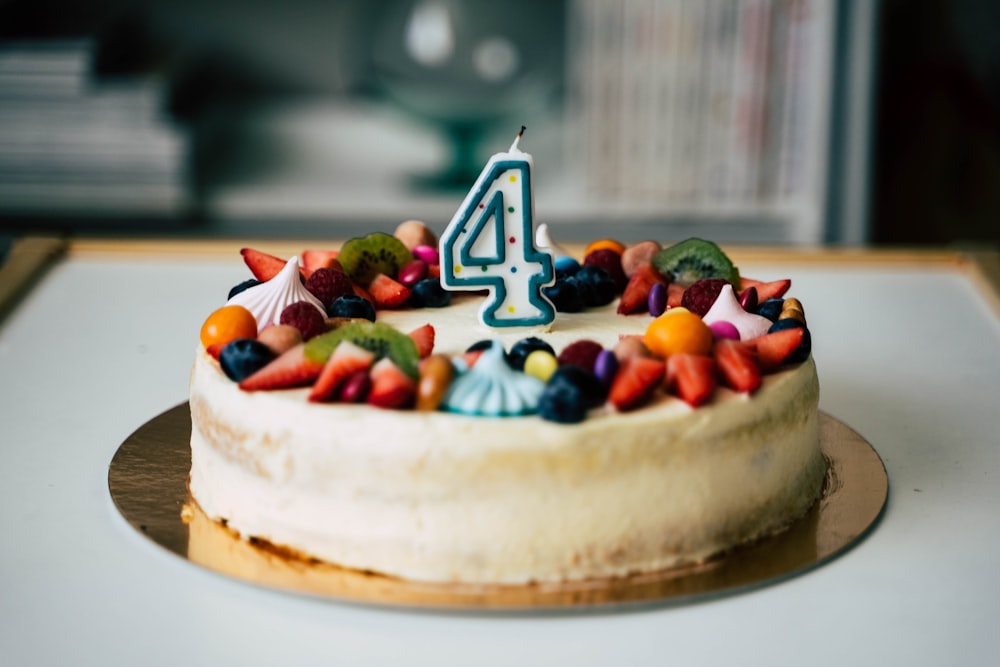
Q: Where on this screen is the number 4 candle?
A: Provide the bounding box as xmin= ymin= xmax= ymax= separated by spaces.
xmin=440 ymin=127 xmax=556 ymax=328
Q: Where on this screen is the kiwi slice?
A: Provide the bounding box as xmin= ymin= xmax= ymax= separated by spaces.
xmin=304 ymin=321 xmax=420 ymax=379
xmin=652 ymin=238 xmax=739 ymax=288
xmin=337 ymin=232 xmax=413 ymax=286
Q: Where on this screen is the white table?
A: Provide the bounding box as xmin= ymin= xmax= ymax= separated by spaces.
xmin=2 ymin=239 xmax=999 ymax=666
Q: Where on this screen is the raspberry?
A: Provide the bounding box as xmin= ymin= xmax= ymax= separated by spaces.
xmin=583 ymin=248 xmax=627 ymax=291
xmin=557 ymin=339 xmax=604 ymax=373
xmin=279 ymin=301 xmax=327 ymax=340
xmin=680 ymin=278 xmax=730 ymax=317
xmin=305 ymin=267 xmax=354 ymax=308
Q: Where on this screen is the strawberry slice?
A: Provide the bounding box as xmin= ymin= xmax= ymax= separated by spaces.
xmin=667 ymin=283 xmax=685 ymax=309
xmin=238 ymin=343 xmax=324 ymax=391
xmin=367 ymin=358 xmax=417 ymax=409
xmin=241 ymin=248 xmax=305 ymax=282
xmin=748 ymin=327 xmax=805 ymax=371
xmin=608 ymin=356 xmax=666 ymax=411
xmin=301 ymin=249 xmax=341 ymax=277
xmin=739 ymin=277 xmax=791 ymax=302
xmin=617 ymin=262 xmax=668 ymax=315
xmin=368 ymin=273 xmax=412 ymax=309
xmin=206 ymin=342 xmax=226 ymax=361
xmin=666 ymin=353 xmax=717 ymax=406
xmin=308 ymin=341 xmax=375 ymax=402
xmin=408 ymin=323 xmax=435 ymax=359
xmin=714 ymin=339 xmax=762 ymax=393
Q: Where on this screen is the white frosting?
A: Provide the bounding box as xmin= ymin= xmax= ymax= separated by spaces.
xmin=226 ymin=257 xmax=325 ymax=332
xmin=189 ymin=298 xmax=825 ymax=584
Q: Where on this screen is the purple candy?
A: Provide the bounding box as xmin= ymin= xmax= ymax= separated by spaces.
xmin=593 ymin=349 xmax=619 ymax=386
xmin=647 ymin=282 xmax=667 ymax=317
xmin=412 ymin=244 xmax=440 ymax=266
xmin=738 ymin=285 xmax=758 ymax=313
xmin=709 ymin=320 xmax=741 ymax=341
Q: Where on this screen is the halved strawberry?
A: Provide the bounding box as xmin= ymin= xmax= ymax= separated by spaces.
xmin=667 ymin=283 xmax=686 ymax=309
xmin=714 ymin=339 xmax=762 ymax=393
xmin=301 ymin=249 xmax=341 ymax=277
xmin=739 ymin=277 xmax=791 ymax=302
xmin=241 ymin=248 xmax=306 ymax=282
xmin=206 ymin=342 xmax=227 ymax=361
xmin=352 ymin=283 xmax=375 ymax=304
xmin=368 ymin=273 xmax=412 ymax=309
xmin=748 ymin=327 xmax=805 ymax=371
xmin=666 ymin=353 xmax=717 ymax=407
xmin=308 ymin=341 xmax=375 ymax=402
xmin=408 ymin=323 xmax=435 ymax=359
xmin=617 ymin=262 xmax=668 ymax=315
xmin=367 ymin=358 xmax=417 ymax=409
xmin=608 ymin=356 xmax=666 ymax=411
xmin=239 ymin=343 xmax=324 ymax=391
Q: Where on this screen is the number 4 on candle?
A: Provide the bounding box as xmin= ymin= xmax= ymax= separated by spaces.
xmin=440 ymin=149 xmax=555 ymax=328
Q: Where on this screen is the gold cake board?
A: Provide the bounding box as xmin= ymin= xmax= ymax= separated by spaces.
xmin=108 ymin=404 xmax=887 ymax=611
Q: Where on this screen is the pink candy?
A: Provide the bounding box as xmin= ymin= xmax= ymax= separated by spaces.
xmin=412 ymin=244 xmax=439 ymax=266
xmin=709 ymin=320 xmax=741 ymax=341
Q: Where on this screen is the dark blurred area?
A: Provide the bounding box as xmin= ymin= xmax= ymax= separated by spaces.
xmin=0 ymin=0 xmax=998 ymax=246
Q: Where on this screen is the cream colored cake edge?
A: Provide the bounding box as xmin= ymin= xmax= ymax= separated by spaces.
xmin=188 ymin=342 xmax=824 ymax=584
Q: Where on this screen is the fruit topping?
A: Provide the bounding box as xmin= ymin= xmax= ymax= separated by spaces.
xmin=368 ymin=273 xmax=412 ymax=309
xmin=620 ymin=240 xmax=662 ymax=276
xmin=584 ymin=238 xmax=626 ymax=257
xmin=256 ymin=324 xmax=303 ymax=355
xmin=338 ymin=370 xmax=371 ymax=403
xmin=572 ymin=265 xmax=617 ymax=307
xmin=548 ymin=365 xmax=607 ymax=409
xmin=583 ymin=248 xmax=627 ymax=291
xmin=666 ymin=353 xmax=717 ymax=407
xmin=367 ymin=357 xmax=417 ymax=409
xmin=508 ymin=337 xmax=555 ymax=371
xmin=756 ymin=298 xmax=784 ymax=321
xmin=408 ymin=278 xmax=451 ymax=308
xmin=305 ymin=320 xmax=420 ymax=380
xmin=557 ymin=339 xmax=604 ymax=372
xmin=553 ymin=255 xmax=581 ymax=279
xmin=538 ymin=378 xmax=587 ymax=424
xmin=241 ymin=247 xmax=298 ymax=282
xmin=738 ymin=277 xmax=791 ymax=302
xmin=408 ymin=323 xmax=435 ymax=358
xmin=613 ymin=335 xmax=653 ymax=362
xmin=218 ymin=339 xmax=276 ymax=382
xmin=228 ymin=256 xmax=326 ymax=332
xmin=714 ymin=339 xmax=762 ymax=393
xmin=542 ymin=278 xmax=583 ymax=312
xmin=618 ymin=262 xmax=669 ymax=315
xmin=200 ymin=305 xmax=258 ymax=349
xmin=327 ymin=294 xmax=376 ymax=321
xmin=239 ymin=343 xmax=325 ymax=391
xmin=652 ymin=237 xmax=740 ymax=287
xmin=228 ymin=278 xmax=261 ymax=300
xmin=308 ymin=340 xmax=376 ymax=402
xmin=338 ymin=232 xmax=413 ymax=286
xmin=279 ymin=300 xmax=327 ymax=340
xmin=416 ymin=354 xmax=455 ymax=411
xmin=394 ymin=219 xmax=438 ymax=251
xmin=767 ymin=318 xmax=811 ymax=363
xmin=749 ymin=327 xmax=806 ymax=371
xmin=609 ymin=356 xmax=665 ymax=411
xmin=681 ymin=278 xmax=731 ymax=317
xmin=301 ymin=248 xmax=341 ymax=276
xmin=304 ymin=267 xmax=353 ymax=308
xmin=644 ymin=308 xmax=714 ymax=357
xmin=700 ymin=284 xmax=772 ymax=341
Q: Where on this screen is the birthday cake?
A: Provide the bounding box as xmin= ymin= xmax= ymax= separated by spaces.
xmin=188 ymin=219 xmax=824 ymax=584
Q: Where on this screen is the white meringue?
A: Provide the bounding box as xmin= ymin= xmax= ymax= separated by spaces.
xmin=701 ymin=284 xmax=772 ymax=341
xmin=227 ymin=257 xmax=325 ymax=332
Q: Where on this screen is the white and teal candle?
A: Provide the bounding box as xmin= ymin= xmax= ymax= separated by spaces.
xmin=440 ymin=127 xmax=556 ymax=328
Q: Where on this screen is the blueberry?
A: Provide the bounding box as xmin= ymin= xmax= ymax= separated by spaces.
xmin=219 ymin=339 xmax=276 ymax=382
xmin=548 ymin=365 xmax=607 ymax=408
xmin=508 ymin=337 xmax=555 ymax=370
xmin=573 ymin=265 xmax=616 ymax=307
xmin=538 ymin=381 xmax=587 ymax=423
xmin=554 ymin=255 xmax=581 ymax=279
xmin=408 ymin=278 xmax=451 ymax=308
xmin=543 ymin=278 xmax=583 ymax=312
xmin=768 ymin=318 xmax=812 ymax=363
xmin=757 ymin=298 xmax=785 ymax=321
xmin=327 ymin=294 xmax=376 ymax=321
xmin=228 ymin=278 xmax=261 ymax=300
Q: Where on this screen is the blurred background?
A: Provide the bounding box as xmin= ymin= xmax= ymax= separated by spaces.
xmin=0 ymin=0 xmax=997 ymax=246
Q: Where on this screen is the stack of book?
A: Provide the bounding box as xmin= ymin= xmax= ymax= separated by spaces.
xmin=0 ymin=39 xmax=190 ymax=219
xmin=567 ymin=0 xmax=831 ymax=209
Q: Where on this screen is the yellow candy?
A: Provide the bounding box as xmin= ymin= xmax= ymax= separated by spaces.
xmin=644 ymin=309 xmax=714 ymax=358
xmin=524 ymin=349 xmax=559 ymax=383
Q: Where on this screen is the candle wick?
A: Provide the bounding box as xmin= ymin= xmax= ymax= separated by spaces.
xmin=509 ymin=125 xmax=526 ymax=152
